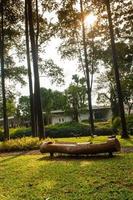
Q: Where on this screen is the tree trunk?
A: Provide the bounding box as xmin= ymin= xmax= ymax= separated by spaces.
xmin=0 ymin=0 xmax=9 ymax=140
xmin=25 ymin=0 xmax=36 ymax=137
xmin=27 ymin=0 xmax=45 ymax=139
xmin=106 ymin=0 xmax=128 ymax=138
xmin=80 ymin=0 xmax=95 ymax=136
xmin=40 ymin=138 xmax=121 ymax=155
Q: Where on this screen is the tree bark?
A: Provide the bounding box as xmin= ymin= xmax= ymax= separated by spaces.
xmin=80 ymin=0 xmax=95 ymax=136
xmin=106 ymin=0 xmax=128 ymax=138
xmin=27 ymin=0 xmax=45 ymax=139
xmin=0 ymin=0 xmax=9 ymax=140
xmin=25 ymin=0 xmax=37 ymax=137
xmin=40 ymin=138 xmax=121 ymax=155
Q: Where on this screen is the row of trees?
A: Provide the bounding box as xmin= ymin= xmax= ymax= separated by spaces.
xmin=56 ymin=0 xmax=132 ymax=138
xmin=0 ymin=0 xmax=132 ymax=140
xmin=0 ymin=0 xmax=64 ymax=139
xmin=1 ymin=75 xmax=87 ymax=125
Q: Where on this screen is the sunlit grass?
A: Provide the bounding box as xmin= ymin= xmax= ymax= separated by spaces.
xmin=0 ymin=153 xmax=133 ymax=200
xmin=55 ymin=136 xmax=133 ymax=147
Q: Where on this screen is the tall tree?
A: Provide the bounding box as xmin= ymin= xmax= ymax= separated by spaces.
xmin=17 ymin=96 xmax=30 ymax=123
xmin=25 ymin=0 xmax=36 ymax=137
xmin=80 ymin=0 xmax=95 ymax=135
xmin=27 ymin=0 xmax=45 ymax=139
xmin=65 ymin=75 xmax=87 ymax=122
xmin=105 ymin=0 xmax=128 ymax=138
xmin=96 ymin=42 xmax=133 ymax=119
xmin=57 ymin=0 xmax=100 ymax=135
xmin=0 ymin=0 xmax=9 ymax=140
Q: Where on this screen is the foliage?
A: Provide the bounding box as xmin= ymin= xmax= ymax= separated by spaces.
xmin=0 ymin=122 xmax=117 ymax=141
xmin=0 ymin=0 xmax=27 ymax=85
xmin=17 ymin=96 xmax=30 ymax=122
xmin=112 ymin=117 xmax=121 ymax=129
xmin=0 ymin=115 xmax=133 ymax=142
xmin=97 ymin=42 xmax=133 ymax=117
xmin=0 ymin=135 xmax=133 ymax=152
xmin=65 ymin=75 xmax=87 ymax=122
xmin=39 ymin=59 xmax=64 ymax=85
xmin=126 ymin=114 xmax=133 ymax=129
xmin=112 ymin=115 xmax=133 ymax=131
xmin=40 ymin=88 xmax=66 ymax=112
xmin=0 ymin=137 xmax=41 ymax=152
xmin=0 ymin=96 xmax=16 ymax=118
xmin=16 ymin=89 xmax=66 ymax=126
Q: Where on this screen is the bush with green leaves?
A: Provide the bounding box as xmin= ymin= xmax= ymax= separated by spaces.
xmin=127 ymin=114 xmax=133 ymax=129
xmin=0 ymin=137 xmax=41 ymax=152
xmin=112 ymin=117 xmax=121 ymax=129
xmin=0 ymin=122 xmax=118 ymax=141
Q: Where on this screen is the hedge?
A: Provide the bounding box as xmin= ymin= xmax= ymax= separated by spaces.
xmin=0 ymin=122 xmax=117 ymax=141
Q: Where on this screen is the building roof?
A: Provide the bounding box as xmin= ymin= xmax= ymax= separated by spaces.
xmin=43 ymin=106 xmax=111 ymax=115
xmin=0 ymin=116 xmax=14 ymax=122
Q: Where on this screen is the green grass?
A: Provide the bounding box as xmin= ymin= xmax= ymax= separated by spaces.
xmin=56 ymin=136 xmax=133 ymax=147
xmin=0 ymin=153 xmax=133 ymax=200
xmin=0 ymin=136 xmax=133 ymax=152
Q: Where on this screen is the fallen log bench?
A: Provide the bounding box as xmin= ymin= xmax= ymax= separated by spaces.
xmin=40 ymin=138 xmax=121 ymax=157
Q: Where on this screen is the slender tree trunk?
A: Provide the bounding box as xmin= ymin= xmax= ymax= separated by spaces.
xmin=27 ymin=0 xmax=45 ymax=139
xmin=106 ymin=0 xmax=128 ymax=138
xmin=0 ymin=0 xmax=9 ymax=140
xmin=34 ymin=0 xmax=39 ymax=136
xmin=80 ymin=0 xmax=95 ymax=136
xmin=25 ymin=0 xmax=36 ymax=137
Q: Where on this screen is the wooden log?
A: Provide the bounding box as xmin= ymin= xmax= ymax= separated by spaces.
xmin=40 ymin=138 xmax=120 ymax=155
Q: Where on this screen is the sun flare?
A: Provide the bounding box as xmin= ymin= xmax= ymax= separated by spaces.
xmin=84 ymin=13 xmax=97 ymax=27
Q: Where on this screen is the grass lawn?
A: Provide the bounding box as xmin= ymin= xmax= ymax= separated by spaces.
xmin=56 ymin=136 xmax=133 ymax=147
xmin=0 ymin=152 xmax=133 ymax=199
xmin=0 ymin=136 xmax=133 ymax=199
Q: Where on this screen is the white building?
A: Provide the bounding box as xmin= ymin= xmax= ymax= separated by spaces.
xmin=44 ymin=106 xmax=112 ymax=125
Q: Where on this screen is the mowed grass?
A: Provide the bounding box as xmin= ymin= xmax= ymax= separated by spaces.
xmin=0 ymin=152 xmax=133 ymax=200
xmin=56 ymin=136 xmax=133 ymax=147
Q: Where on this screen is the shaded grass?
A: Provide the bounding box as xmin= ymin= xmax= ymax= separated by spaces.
xmin=0 ymin=153 xmax=133 ymax=200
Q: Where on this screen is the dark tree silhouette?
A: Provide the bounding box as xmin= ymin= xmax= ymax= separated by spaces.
xmin=80 ymin=0 xmax=95 ymax=136
xmin=25 ymin=0 xmax=36 ymax=137
xmin=26 ymin=0 xmax=45 ymax=139
xmin=0 ymin=0 xmax=9 ymax=140
xmin=105 ymin=0 xmax=128 ymax=138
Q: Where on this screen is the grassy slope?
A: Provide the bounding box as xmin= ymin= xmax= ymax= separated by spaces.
xmin=0 ymin=153 xmax=133 ymax=200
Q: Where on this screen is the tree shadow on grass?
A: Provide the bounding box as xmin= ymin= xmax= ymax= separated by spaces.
xmin=38 ymin=153 xmax=121 ymax=162
xmin=0 ymin=150 xmax=37 ymax=163
xmin=0 ymin=151 xmax=128 ymax=200
xmin=0 ymin=154 xmax=22 ymax=164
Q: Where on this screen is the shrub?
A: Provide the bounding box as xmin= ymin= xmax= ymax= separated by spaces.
xmin=10 ymin=127 xmax=32 ymax=139
xmin=0 ymin=137 xmax=41 ymax=152
xmin=127 ymin=114 xmax=133 ymax=129
xmin=95 ymin=121 xmax=112 ymax=129
xmin=112 ymin=117 xmax=121 ymax=129
xmin=0 ymin=130 xmax=4 ymax=141
xmin=0 ymin=122 xmax=118 ymax=141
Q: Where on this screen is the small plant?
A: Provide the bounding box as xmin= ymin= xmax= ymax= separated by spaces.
xmin=112 ymin=117 xmax=121 ymax=129
xmin=0 ymin=137 xmax=41 ymax=152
